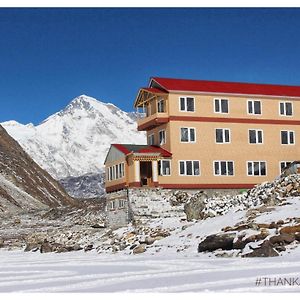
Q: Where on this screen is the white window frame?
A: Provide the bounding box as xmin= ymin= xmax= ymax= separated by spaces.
xmin=214 ymin=98 xmax=229 ymax=114
xmin=213 ymin=161 xmax=234 ymax=176
xmin=215 ymin=128 xmax=231 ymax=144
xmin=108 ymin=200 xmax=116 ymax=210
xmin=248 ymin=129 xmax=264 ymax=144
xmin=180 ymin=127 xmax=196 ymax=143
xmin=279 ymin=101 xmax=293 ymax=117
xmin=247 ymin=100 xmax=262 ymax=115
xmin=178 ymin=160 xmax=201 ymax=176
xmin=157 ymin=98 xmax=165 ymax=113
xmin=281 ymin=130 xmax=295 ymax=145
xmin=247 ymin=161 xmax=267 ymax=176
xmin=159 ymin=130 xmax=166 ymax=145
xmin=279 ymin=161 xmax=292 ymax=173
xmin=160 ymin=159 xmax=171 ymax=176
xmin=179 ymin=96 xmax=195 ymax=112
xmin=118 ymin=199 xmax=125 ymax=209
xmin=148 ymin=134 xmax=155 ymax=145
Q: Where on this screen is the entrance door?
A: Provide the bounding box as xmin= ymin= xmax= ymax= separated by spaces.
xmin=140 ymin=161 xmax=153 ymax=186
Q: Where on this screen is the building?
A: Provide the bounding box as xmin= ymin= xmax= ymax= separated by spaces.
xmin=104 ymin=77 xmax=300 ymax=193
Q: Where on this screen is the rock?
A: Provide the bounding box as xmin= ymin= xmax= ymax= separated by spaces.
xmin=40 ymin=242 xmax=53 ymax=253
xmin=280 ymin=225 xmax=300 ymax=235
xmin=132 ymin=244 xmax=146 ymax=254
xmin=184 ymin=192 xmax=207 ymax=221
xmin=170 ymin=191 xmax=189 ymax=206
xmin=144 ymin=237 xmax=155 ymax=245
xmin=275 ymin=245 xmax=286 ymax=252
xmin=24 ymin=243 xmax=40 ymax=252
xmin=277 ymin=220 xmax=285 ymax=226
xmin=242 ymin=241 xmax=279 ymax=257
xmin=268 ymin=222 xmax=278 ymax=229
xmin=91 ymin=223 xmax=106 ymax=229
xmin=269 ymin=233 xmax=295 ymax=245
xmin=84 ymin=244 xmax=94 ymax=252
xmin=198 ymin=233 xmax=235 ymax=252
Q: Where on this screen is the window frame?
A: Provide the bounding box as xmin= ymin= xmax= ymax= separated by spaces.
xmin=118 ymin=199 xmax=125 ymax=209
xmin=178 ymin=160 xmax=201 ymax=176
xmin=248 ymin=129 xmax=264 ymax=144
xmin=179 ymin=96 xmax=195 ymax=112
xmin=215 ymin=128 xmax=231 ymax=144
xmin=280 ymin=130 xmax=295 ymax=145
xmin=180 ymin=127 xmax=196 ymax=143
xmin=247 ymin=100 xmax=262 ymax=115
xmin=157 ymin=98 xmax=165 ymax=113
xmin=279 ymin=101 xmax=293 ymax=117
xmin=160 ymin=159 xmax=171 ymax=176
xmin=148 ymin=133 xmax=155 ymax=145
xmin=213 ymin=160 xmax=235 ymax=176
xmin=247 ymin=161 xmax=267 ymax=176
xmin=214 ymin=98 xmax=229 ymax=114
xmin=159 ymin=129 xmax=166 ymax=145
xmin=279 ymin=161 xmax=292 ymax=173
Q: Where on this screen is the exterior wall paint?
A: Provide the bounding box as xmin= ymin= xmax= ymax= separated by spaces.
xmin=105 ymin=156 xmax=127 ymax=189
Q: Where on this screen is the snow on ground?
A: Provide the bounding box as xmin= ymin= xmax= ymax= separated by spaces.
xmin=1 ymin=249 xmax=300 ymax=292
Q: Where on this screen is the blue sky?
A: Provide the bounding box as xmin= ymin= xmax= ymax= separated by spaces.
xmin=1 ymin=8 xmax=300 ymax=124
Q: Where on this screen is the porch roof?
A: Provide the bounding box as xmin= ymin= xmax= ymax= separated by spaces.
xmin=112 ymin=144 xmax=172 ymax=157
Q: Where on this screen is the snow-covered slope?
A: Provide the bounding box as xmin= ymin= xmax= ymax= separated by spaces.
xmin=1 ymin=95 xmax=146 ymax=179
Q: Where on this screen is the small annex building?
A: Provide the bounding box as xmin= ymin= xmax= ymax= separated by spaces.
xmin=104 ymin=144 xmax=172 ymax=193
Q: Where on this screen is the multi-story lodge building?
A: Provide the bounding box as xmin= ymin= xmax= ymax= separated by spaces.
xmin=104 ymin=77 xmax=300 ymax=193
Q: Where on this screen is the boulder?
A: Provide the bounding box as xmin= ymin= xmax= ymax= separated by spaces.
xmin=40 ymin=242 xmax=53 ymax=253
xmin=242 ymin=241 xmax=279 ymax=257
xmin=170 ymin=191 xmax=189 ymax=206
xmin=198 ymin=233 xmax=235 ymax=252
xmin=184 ymin=192 xmax=207 ymax=221
xmin=24 ymin=243 xmax=40 ymax=252
xmin=280 ymin=225 xmax=300 ymax=235
xmin=84 ymin=244 xmax=94 ymax=252
xmin=269 ymin=233 xmax=295 ymax=245
xmin=132 ymin=244 xmax=146 ymax=254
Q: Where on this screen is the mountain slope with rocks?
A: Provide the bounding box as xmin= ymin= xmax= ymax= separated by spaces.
xmin=1 ymin=95 xmax=146 ymax=181
xmin=0 ymin=124 xmax=77 ymax=214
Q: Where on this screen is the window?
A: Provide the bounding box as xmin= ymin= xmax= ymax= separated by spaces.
xmin=280 ymin=102 xmax=293 ymax=116
xmin=120 ymin=163 xmax=125 ymax=177
xmin=159 ymin=160 xmax=171 ymax=176
xmin=179 ymin=97 xmax=195 ymax=112
xmin=157 ymin=98 xmax=165 ymax=113
xmin=109 ymin=167 xmax=113 ymax=181
xmin=281 ymin=130 xmax=295 ymax=145
xmin=179 ymin=160 xmax=200 ymax=176
xmin=148 ymin=134 xmax=155 ymax=145
xmin=280 ymin=161 xmax=292 ymax=173
xmin=248 ymin=100 xmax=261 ymax=115
xmin=108 ymin=200 xmax=116 ymax=210
xmin=215 ymin=128 xmax=230 ymax=143
xmin=180 ymin=127 xmax=196 ymax=143
xmin=214 ymin=99 xmax=229 ymax=113
xmin=214 ymin=161 xmax=234 ymax=176
xmin=247 ymin=161 xmax=267 ymax=176
xmin=249 ymin=129 xmax=263 ymax=144
xmin=119 ymin=199 xmax=125 ymax=208
xmin=159 ymin=130 xmax=166 ymax=145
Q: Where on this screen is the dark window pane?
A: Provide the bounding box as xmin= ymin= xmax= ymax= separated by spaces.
xmin=180 ymin=98 xmax=185 ymax=111
xmin=162 ymin=161 xmax=170 ymax=175
xmin=221 ymin=100 xmax=228 ymax=113
xmin=247 ymin=162 xmax=252 ymax=175
xmin=280 ymin=102 xmax=285 ymax=115
xmin=281 ymin=131 xmax=288 ymax=144
xmin=254 ymin=101 xmax=261 ymax=114
xmin=215 ymin=99 xmax=220 ymax=112
xmin=228 ymin=162 xmax=234 ymax=175
xmin=261 ymin=162 xmax=266 ymax=176
xmin=180 ymin=161 xmax=185 ymax=175
xmin=225 ymin=130 xmax=230 ymax=142
xmin=221 ymin=161 xmax=227 ymax=175
xmin=181 ymin=128 xmax=189 ymax=142
xmin=258 ymin=131 xmax=263 ymax=143
xmin=254 ymin=162 xmax=260 ymax=175
xmin=216 ymin=129 xmax=223 ymax=143
xmin=193 ymin=161 xmax=200 ymax=175
xmin=286 ymin=103 xmax=293 ymax=116
xmin=187 ymin=98 xmax=194 ymax=111
xmin=190 ymin=128 xmax=195 ymax=142
xmin=248 ymin=101 xmax=253 ymax=114
xmin=249 ymin=130 xmax=256 ymax=143
xmin=290 ymin=131 xmax=294 ymax=144
xmin=186 ymin=161 xmax=193 ymax=175
xmin=214 ymin=161 xmax=219 ymax=175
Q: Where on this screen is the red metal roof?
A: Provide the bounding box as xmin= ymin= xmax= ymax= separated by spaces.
xmin=112 ymin=144 xmax=172 ymax=157
xmin=151 ymin=77 xmax=300 ymax=98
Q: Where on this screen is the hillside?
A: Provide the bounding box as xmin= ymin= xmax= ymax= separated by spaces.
xmin=0 ymin=124 xmax=77 ymax=214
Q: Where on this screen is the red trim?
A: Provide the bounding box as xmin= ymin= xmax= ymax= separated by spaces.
xmin=151 ymin=77 xmax=300 ymax=98
xmin=111 ymin=144 xmax=131 ymax=155
xmin=142 ymin=87 xmax=168 ymax=94
xmin=129 ymin=182 xmax=142 ymax=187
xmin=106 ymin=182 xmax=126 ymax=193
xmin=153 ymin=181 xmax=159 ymax=187
xmin=169 ymin=115 xmax=300 ymax=125
xmin=137 ymin=117 xmax=169 ymax=131
xmin=160 ymin=183 xmax=255 ymax=189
